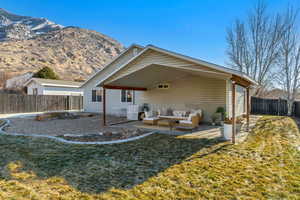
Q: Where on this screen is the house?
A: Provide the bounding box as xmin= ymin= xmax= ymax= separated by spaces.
xmin=81 ymin=44 xmax=257 ymax=127
xmin=5 ymin=72 xmax=34 ymax=89
xmin=80 ymin=44 xmax=144 ymax=116
xmin=24 ymin=78 xmax=83 ymax=96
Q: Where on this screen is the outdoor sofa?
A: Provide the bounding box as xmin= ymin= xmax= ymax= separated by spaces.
xmin=143 ymin=109 xmax=203 ymax=129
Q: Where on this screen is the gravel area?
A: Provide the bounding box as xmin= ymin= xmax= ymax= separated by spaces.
xmin=4 ymin=114 xmax=138 ymax=136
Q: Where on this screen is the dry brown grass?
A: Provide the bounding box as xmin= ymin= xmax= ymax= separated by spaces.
xmin=0 ymin=116 xmax=299 ymax=199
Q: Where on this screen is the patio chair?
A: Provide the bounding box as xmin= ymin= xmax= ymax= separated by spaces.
xmin=177 ymin=113 xmax=200 ymax=129
xmin=192 ymin=109 xmax=203 ymax=124
xmin=142 ymin=111 xmax=160 ymax=125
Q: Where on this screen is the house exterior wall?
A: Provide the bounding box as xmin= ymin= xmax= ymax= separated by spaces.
xmin=27 ymin=81 xmax=44 ymax=95
xmin=83 ymin=87 xmax=142 ymax=116
xmin=27 ymin=81 xmax=83 ymax=96
xmin=82 ymin=47 xmax=144 ymax=115
xmin=135 ymin=75 xmax=227 ymax=122
xmin=6 ymin=72 xmax=33 ymax=89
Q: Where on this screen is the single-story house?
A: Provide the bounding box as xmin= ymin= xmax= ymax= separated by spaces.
xmin=80 ymin=44 xmax=144 ymax=117
xmin=24 ymin=78 xmax=83 ymax=96
xmin=81 ymin=44 xmax=257 ymax=130
xmin=5 ymin=72 xmax=34 ymax=89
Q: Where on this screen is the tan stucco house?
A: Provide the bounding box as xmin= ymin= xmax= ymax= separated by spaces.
xmin=81 ymin=44 xmax=257 ymax=132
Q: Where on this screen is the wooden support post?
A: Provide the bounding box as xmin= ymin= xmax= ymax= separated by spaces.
xmin=246 ymin=87 xmax=250 ymax=131
xmin=232 ymin=81 xmax=236 ymax=144
xmin=103 ymin=87 xmax=106 ymax=126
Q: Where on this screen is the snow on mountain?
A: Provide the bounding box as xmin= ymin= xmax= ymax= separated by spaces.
xmin=0 ymin=8 xmax=64 ymax=41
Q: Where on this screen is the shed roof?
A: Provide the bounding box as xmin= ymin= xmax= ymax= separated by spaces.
xmin=24 ymin=78 xmax=82 ymax=88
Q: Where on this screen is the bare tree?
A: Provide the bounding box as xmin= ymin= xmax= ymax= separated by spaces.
xmin=276 ymin=7 xmax=300 ymax=115
xmin=226 ymin=1 xmax=286 ymax=96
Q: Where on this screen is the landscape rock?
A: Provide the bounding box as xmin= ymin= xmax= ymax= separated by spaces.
xmin=103 ymin=131 xmax=113 ymax=137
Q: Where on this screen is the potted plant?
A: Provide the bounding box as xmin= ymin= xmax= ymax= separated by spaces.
xmin=142 ymin=103 xmax=150 ymax=112
xmin=211 ymin=113 xmax=219 ymax=126
xmin=216 ymin=107 xmax=225 ymax=125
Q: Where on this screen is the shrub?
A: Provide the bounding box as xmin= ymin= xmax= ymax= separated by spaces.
xmin=216 ymin=107 xmax=225 ymax=120
xmin=33 ymin=67 xmax=59 ymax=80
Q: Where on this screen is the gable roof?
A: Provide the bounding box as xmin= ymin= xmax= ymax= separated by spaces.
xmin=24 ymin=78 xmax=82 ymax=88
xmin=80 ymin=44 xmax=144 ymax=87
xmin=96 ymin=44 xmax=257 ymax=87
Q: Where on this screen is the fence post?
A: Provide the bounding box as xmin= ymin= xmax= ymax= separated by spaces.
xmin=277 ymin=98 xmax=279 ymax=116
xmin=66 ymin=96 xmax=69 ymax=110
xmin=35 ymin=95 xmax=38 ymax=112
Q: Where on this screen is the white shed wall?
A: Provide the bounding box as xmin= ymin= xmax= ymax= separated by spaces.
xmin=27 ymin=81 xmax=45 ymax=95
xmin=27 ymin=81 xmax=83 ymax=96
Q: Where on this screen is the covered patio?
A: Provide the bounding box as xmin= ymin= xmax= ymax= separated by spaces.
xmin=95 ymin=45 xmax=256 ymax=143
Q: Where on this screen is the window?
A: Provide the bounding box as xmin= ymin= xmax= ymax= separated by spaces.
xmin=121 ymin=90 xmax=133 ymax=102
xmin=92 ymin=89 xmax=102 ymax=102
xmin=32 ymin=88 xmax=38 ymax=95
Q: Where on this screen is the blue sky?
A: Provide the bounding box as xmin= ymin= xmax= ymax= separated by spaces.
xmin=1 ymin=0 xmax=298 ymax=66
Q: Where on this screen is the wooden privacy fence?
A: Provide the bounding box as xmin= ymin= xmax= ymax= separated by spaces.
xmin=251 ymin=96 xmax=300 ymax=117
xmin=0 ymin=94 xmax=83 ymax=114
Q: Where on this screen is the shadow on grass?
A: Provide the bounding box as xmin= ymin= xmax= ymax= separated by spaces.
xmin=0 ymin=133 xmax=225 ymax=194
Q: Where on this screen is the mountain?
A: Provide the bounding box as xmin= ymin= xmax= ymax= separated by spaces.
xmin=0 ymin=9 xmax=124 ymax=81
xmin=0 ymin=8 xmax=63 ymax=41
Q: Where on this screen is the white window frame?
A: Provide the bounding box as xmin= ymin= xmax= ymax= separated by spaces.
xmin=92 ymin=88 xmax=102 ymax=102
xmin=121 ymin=89 xmax=133 ymax=103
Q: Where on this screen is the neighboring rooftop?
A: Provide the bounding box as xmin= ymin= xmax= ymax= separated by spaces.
xmin=264 ymin=88 xmax=300 ymax=100
xmin=25 ymin=78 xmax=82 ymax=88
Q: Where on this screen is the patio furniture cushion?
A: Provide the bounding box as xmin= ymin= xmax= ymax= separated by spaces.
xmin=188 ymin=113 xmax=197 ymax=121
xmin=193 ymin=109 xmax=203 ymax=117
xmin=144 ymin=117 xmax=159 ymax=121
xmin=145 ymin=111 xmax=158 ymax=118
xmin=158 ymin=109 xmax=167 ymax=116
xmin=179 ymin=120 xmax=192 ymax=124
xmin=173 ymin=110 xmax=186 ymax=117
xmin=185 ymin=111 xmax=191 ymax=117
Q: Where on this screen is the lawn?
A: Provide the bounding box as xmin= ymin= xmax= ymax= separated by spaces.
xmin=0 ymin=116 xmax=299 ymax=199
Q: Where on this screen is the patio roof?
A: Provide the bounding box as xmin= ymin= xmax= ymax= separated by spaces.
xmin=104 ymin=64 xmax=232 ymax=90
xmin=96 ymin=45 xmax=257 ymax=90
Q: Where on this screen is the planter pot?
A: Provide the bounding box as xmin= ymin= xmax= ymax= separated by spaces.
xmin=223 ymin=123 xmax=242 ymax=140
xmin=223 ymin=123 xmax=232 ymax=140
